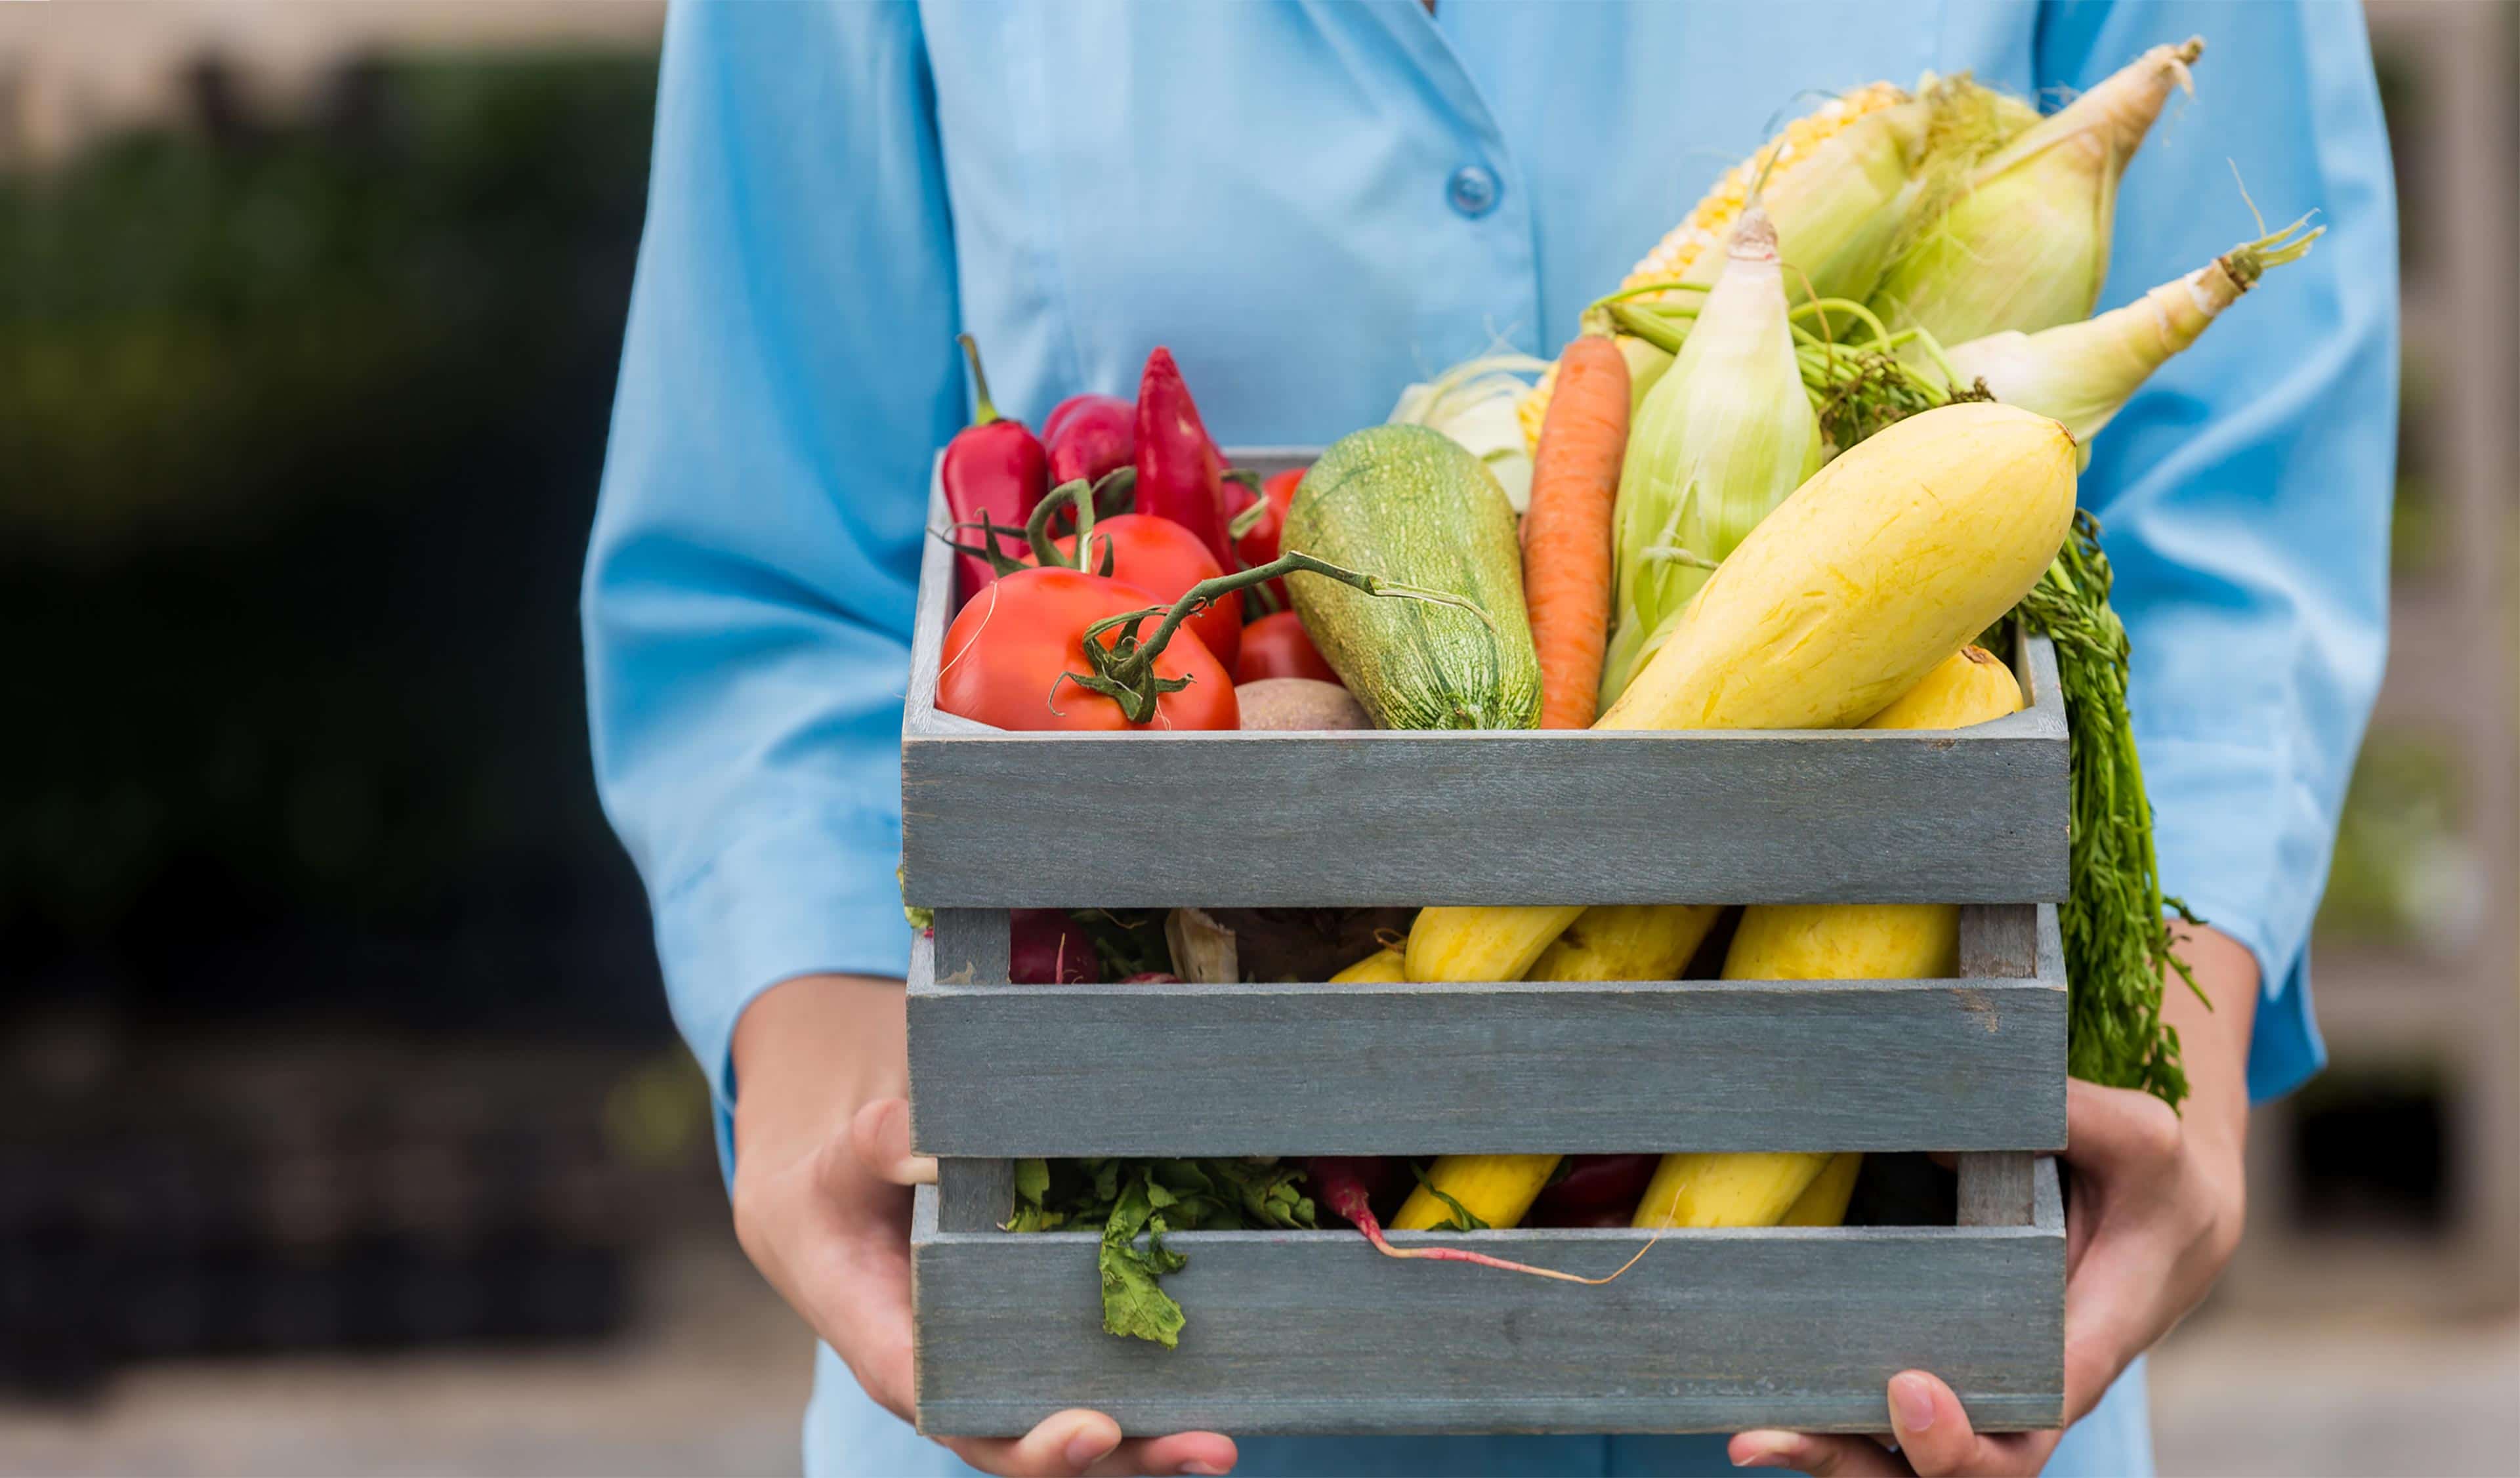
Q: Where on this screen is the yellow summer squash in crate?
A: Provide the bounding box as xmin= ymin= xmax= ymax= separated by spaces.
xmin=1393 ymin=905 xmax=1721 ymax=1232
xmin=1407 ymin=401 xmax=2075 ymax=990
xmin=1778 ymin=1152 xmax=1865 ymax=1227
xmin=1329 ymin=947 xmax=1408 ymax=984
xmin=1633 ymin=645 xmax=2026 ymax=1229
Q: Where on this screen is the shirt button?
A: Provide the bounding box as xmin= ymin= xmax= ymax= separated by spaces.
xmin=1446 ymin=164 xmax=1500 ymax=219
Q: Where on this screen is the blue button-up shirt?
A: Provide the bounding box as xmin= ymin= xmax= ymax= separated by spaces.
xmin=583 ymin=4 xmax=2394 ymax=1473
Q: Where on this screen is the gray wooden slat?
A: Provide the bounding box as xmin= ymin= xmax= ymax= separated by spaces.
xmin=1219 ymin=447 xmax=1315 ymax=477
xmin=904 ymin=471 xmax=959 ymax=738
xmin=1956 ymin=1152 xmax=2038 ymax=1227
xmin=929 ymin=908 xmax=1008 ymax=986
xmin=936 ymin=1159 xmax=1014 ymax=1233
xmin=909 ymin=1188 xmax=2065 ymax=1437
xmin=906 ymin=912 xmax=2068 ymax=1157
xmin=903 ymin=720 xmax=2067 ymax=906
xmin=2032 ymin=1154 xmax=2065 ymax=1231
xmin=2013 ymin=621 xmax=2068 ymax=742
xmin=899 ymin=452 xmax=2068 ymax=908
xmin=1958 ymin=904 xmax=2038 ymax=980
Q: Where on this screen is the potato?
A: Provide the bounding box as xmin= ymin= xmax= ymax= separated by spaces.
xmin=1235 ymin=678 xmax=1369 ymax=731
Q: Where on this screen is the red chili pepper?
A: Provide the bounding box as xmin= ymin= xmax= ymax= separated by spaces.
xmin=1131 ymin=346 xmax=1232 ymax=566
xmin=1045 ymin=393 xmax=1135 ymax=490
xmin=942 ymin=334 xmax=1048 ymax=606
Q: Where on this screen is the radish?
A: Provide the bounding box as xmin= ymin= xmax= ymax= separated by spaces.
xmin=1009 ymin=909 xmax=1098 ymax=984
xmin=1305 ymin=1157 xmax=1653 ymax=1286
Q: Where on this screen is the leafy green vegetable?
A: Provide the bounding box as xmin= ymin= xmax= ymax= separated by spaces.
xmin=1067 ymin=908 xmax=1173 ymax=979
xmin=2014 ymin=511 xmax=2199 ymax=1107
xmin=1003 ymin=1157 xmax=1317 ymax=1347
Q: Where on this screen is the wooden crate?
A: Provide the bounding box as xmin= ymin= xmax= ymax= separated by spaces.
xmin=900 ymin=451 xmax=2069 ymax=1437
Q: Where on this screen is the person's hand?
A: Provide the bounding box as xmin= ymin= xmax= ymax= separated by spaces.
xmin=730 ymin=975 xmax=1239 ymax=1477
xmin=1729 ymin=925 xmax=2259 ymax=1477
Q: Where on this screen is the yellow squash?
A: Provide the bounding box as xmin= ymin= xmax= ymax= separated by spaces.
xmin=1634 ymin=646 xmax=2025 ymax=1229
xmin=1415 ymin=404 xmax=2074 ymax=986
xmin=1395 ymin=904 xmax=1722 ymax=1231
xmin=1601 ymin=401 xmax=2075 ymax=733
xmin=1330 ymin=947 xmax=1409 ymax=984
xmin=1778 ymin=1152 xmax=1864 ymax=1227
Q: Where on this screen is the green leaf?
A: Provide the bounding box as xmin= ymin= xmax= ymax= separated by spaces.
xmin=1098 ymin=1175 xmax=1188 ymax=1347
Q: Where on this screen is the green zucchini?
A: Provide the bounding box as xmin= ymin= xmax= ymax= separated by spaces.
xmin=1282 ymin=425 xmax=1541 ymax=730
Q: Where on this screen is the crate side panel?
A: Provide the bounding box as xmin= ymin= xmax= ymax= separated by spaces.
xmin=912 ymin=1217 xmax=2064 ymax=1437
xmin=902 ymin=727 xmax=2067 ymax=907
xmin=906 ymin=971 xmax=2067 ymax=1157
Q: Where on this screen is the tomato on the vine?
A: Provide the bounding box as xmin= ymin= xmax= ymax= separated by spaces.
xmin=1053 ymin=513 xmax=1242 ymax=671
xmin=1235 ymin=610 xmax=1339 ymax=686
xmin=935 ymin=566 xmax=1237 ymax=732
xmin=1227 ymin=467 xmax=1306 ymax=608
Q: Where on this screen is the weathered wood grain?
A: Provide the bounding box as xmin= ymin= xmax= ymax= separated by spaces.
xmin=906 ymin=906 xmax=2068 ymax=1157
xmin=1957 ymin=1152 xmax=2038 ymax=1227
xmin=902 ymin=724 xmax=2067 ymax=908
xmin=936 ymin=1158 xmax=1014 ymax=1233
xmin=910 ymin=1179 xmax=2066 ymax=1437
xmin=929 ymin=908 xmax=1009 ymax=986
xmin=898 ymin=458 xmax=2069 ymax=909
xmin=1958 ymin=902 xmax=2038 ymax=981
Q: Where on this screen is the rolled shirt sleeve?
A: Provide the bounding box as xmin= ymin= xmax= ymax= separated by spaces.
xmin=2038 ymin=1 xmax=2399 ymax=1099
xmin=582 ymin=1 xmax=956 ymax=1156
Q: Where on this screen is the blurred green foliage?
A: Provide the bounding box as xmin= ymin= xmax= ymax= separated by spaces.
xmin=2 ymin=54 xmax=669 ymax=1031
xmin=2317 ymin=730 xmax=2472 ymax=952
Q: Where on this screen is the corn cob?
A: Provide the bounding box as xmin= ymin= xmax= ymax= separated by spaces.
xmin=1600 ymin=205 xmax=1822 ymax=707
xmin=1520 ymin=75 xmax=2032 ymax=448
xmin=1871 ymin=38 xmax=2205 ymax=352
xmin=1942 ymin=216 xmax=2320 ymax=445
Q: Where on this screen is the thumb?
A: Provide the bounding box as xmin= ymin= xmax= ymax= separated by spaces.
xmin=2065 ymin=1077 xmax=2181 ymax=1181
xmin=850 ymin=1097 xmax=940 ymax=1187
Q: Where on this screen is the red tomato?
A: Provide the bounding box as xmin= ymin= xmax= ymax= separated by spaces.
xmin=1226 ymin=467 xmax=1305 ymax=608
xmin=1053 ymin=513 xmax=1242 ymax=671
xmin=1235 ymin=610 xmax=1339 ymax=685
xmin=936 ymin=567 xmax=1236 ymax=732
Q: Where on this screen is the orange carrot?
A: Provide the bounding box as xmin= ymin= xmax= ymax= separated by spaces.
xmin=1521 ymin=335 xmax=1630 ymax=728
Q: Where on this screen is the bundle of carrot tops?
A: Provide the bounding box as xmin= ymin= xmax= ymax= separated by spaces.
xmin=925 ymin=37 xmax=2320 ymax=1345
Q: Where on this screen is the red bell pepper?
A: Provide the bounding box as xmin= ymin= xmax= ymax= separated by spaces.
xmin=942 ymin=334 xmax=1048 ymax=606
xmin=1131 ymin=347 xmax=1232 ymax=566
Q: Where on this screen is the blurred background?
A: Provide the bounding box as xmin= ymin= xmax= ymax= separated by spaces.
xmin=1 ymin=3 xmax=2510 ymax=1474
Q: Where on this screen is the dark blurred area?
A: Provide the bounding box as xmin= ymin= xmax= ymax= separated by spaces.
xmin=3 ymin=39 xmax=720 ymax=1401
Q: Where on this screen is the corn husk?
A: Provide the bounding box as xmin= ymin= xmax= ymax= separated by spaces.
xmin=1387 ymin=352 xmax=1551 ymax=513
xmin=1520 ymin=75 xmax=2030 ymax=451
xmin=1871 ymin=38 xmax=2204 ymax=350
xmin=1598 ymin=206 xmax=1824 ymax=707
xmin=1942 ymin=215 xmax=2320 ymax=445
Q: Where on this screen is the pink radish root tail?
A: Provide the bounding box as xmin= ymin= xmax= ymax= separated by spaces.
xmin=1314 ymin=1170 xmax=1657 ymax=1287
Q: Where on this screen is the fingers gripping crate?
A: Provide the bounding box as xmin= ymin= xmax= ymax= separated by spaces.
xmin=899 ymin=451 xmax=2070 ymax=1437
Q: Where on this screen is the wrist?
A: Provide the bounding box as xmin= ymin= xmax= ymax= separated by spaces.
xmin=730 ymin=971 xmax=910 ymax=1179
